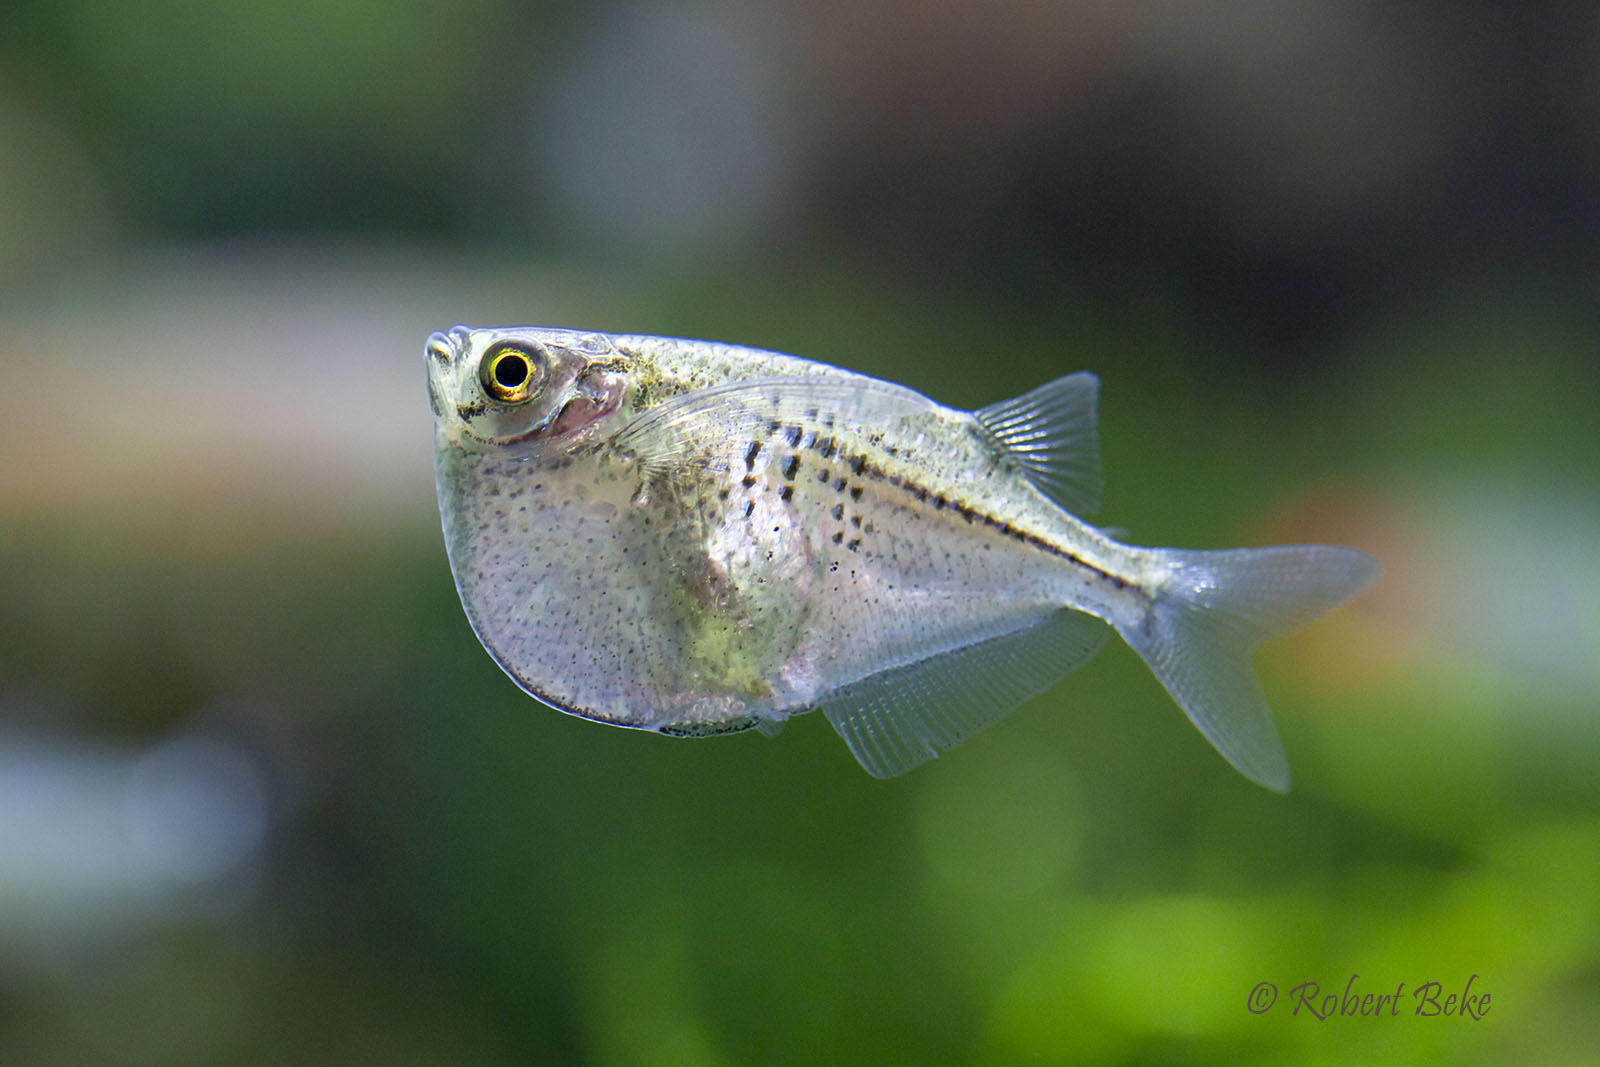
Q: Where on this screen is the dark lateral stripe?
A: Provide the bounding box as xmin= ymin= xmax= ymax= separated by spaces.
xmin=849 ymin=450 xmax=1129 ymax=588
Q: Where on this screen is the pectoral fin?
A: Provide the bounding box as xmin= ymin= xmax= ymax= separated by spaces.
xmin=609 ymin=375 xmax=936 ymax=477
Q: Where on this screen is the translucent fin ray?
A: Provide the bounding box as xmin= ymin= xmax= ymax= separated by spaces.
xmin=974 ymin=372 xmax=1102 ymax=516
xmin=1116 ymin=545 xmax=1381 ymax=792
xmin=610 ymin=376 xmax=935 ymax=477
xmin=821 ymin=609 xmax=1111 ymax=778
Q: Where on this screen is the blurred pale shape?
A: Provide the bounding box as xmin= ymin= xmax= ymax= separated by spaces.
xmin=1081 ymin=894 xmax=1273 ymax=1037
xmin=125 ymin=735 xmax=269 ymax=883
xmin=915 ymin=726 xmax=1084 ymax=898
xmin=0 ymin=722 xmax=271 ymax=944
xmin=0 ymin=243 xmax=606 ymax=529
xmin=1353 ymin=820 xmax=1600 ymax=982
xmin=1419 ymin=480 xmax=1600 ymax=698
xmin=527 ymin=0 xmax=794 ymax=249
xmin=982 ymin=914 xmax=1131 ymax=1065
xmin=983 ymin=893 xmax=1294 ymax=1061
xmin=576 ymin=913 xmax=732 ymax=1067
xmin=1264 ymin=476 xmax=1600 ymax=702
xmin=1255 ymin=475 xmax=1600 ymax=827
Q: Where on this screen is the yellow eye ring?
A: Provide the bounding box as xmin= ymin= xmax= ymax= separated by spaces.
xmin=480 ymin=344 xmax=543 ymax=403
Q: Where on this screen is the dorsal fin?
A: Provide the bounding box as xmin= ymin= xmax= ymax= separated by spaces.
xmin=974 ymin=372 xmax=1102 ymax=516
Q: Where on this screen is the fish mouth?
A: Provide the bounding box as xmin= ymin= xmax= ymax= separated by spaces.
xmin=426 ymin=327 xmax=466 ymax=367
xmin=425 ymin=328 xmax=467 ymax=418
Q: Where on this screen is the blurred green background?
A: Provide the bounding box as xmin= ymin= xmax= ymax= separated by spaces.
xmin=3 ymin=2 xmax=1598 ymax=1064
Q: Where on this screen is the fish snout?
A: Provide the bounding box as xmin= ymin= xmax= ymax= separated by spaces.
xmin=425 ymin=328 xmax=469 ymax=418
xmin=426 ymin=328 xmax=467 ymax=367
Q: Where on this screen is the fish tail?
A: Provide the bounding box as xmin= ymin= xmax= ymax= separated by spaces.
xmin=1115 ymin=544 xmax=1380 ymax=791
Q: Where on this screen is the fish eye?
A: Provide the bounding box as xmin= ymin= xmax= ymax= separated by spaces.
xmin=480 ymin=343 xmax=544 ymax=404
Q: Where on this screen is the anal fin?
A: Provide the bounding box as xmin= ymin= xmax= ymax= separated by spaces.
xmin=821 ymin=609 xmax=1110 ymax=778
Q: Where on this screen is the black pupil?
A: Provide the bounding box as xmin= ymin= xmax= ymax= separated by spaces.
xmin=494 ymin=352 xmax=529 ymax=389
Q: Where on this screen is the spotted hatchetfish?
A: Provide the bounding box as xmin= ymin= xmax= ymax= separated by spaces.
xmin=426 ymin=325 xmax=1378 ymax=790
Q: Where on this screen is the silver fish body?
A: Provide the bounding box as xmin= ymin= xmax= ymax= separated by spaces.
xmin=427 ymin=325 xmax=1378 ymax=790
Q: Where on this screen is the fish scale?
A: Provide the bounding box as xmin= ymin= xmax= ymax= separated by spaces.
xmin=677 ymin=408 xmax=1093 ymax=702
xmin=428 ymin=325 xmax=1379 ymax=790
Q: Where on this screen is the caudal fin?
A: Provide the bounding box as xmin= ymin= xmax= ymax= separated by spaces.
xmin=1115 ymin=544 xmax=1380 ymax=791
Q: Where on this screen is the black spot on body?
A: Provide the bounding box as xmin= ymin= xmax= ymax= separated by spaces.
xmin=849 ymin=485 xmax=863 ymax=501
xmin=847 ymin=537 xmax=862 ymax=552
xmin=779 ymin=485 xmax=793 ymax=502
xmin=786 ymin=425 xmax=803 ymax=447
xmin=782 ymin=455 xmax=801 ymax=481
xmin=831 ymin=503 xmax=844 ymax=520
xmin=877 ymin=464 xmax=1137 ymax=589
xmin=742 ymin=475 xmax=756 ymax=489
xmin=745 ymin=441 xmax=762 ymax=468
xmin=831 ymin=531 xmax=843 ymax=544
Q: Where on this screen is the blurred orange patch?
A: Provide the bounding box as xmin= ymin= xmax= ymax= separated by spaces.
xmin=1250 ymin=480 xmax=1429 ymax=694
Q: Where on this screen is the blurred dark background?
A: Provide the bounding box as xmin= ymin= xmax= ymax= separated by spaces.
xmin=2 ymin=2 xmax=1598 ymax=1064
